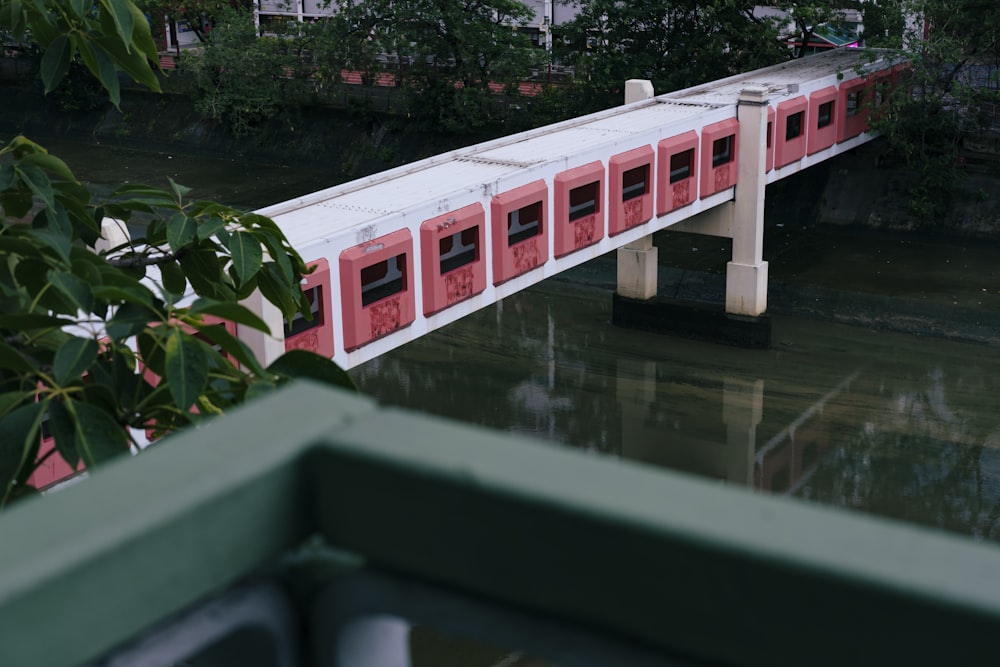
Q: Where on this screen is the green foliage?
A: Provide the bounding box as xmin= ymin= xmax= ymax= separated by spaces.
xmin=334 ymin=0 xmax=544 ymax=132
xmin=770 ymin=0 xmax=863 ymax=58
xmin=555 ymin=0 xmax=788 ymax=111
xmin=867 ymin=0 xmax=1000 ymax=224
xmin=0 ymin=136 xmax=355 ymax=505
xmin=0 ymin=0 xmax=356 ymax=505
xmin=186 ymin=8 xmax=299 ymax=135
xmin=135 ymin=0 xmax=232 ymax=44
xmin=0 ymin=0 xmax=162 ymax=107
xmin=860 ymin=0 xmax=905 ymax=49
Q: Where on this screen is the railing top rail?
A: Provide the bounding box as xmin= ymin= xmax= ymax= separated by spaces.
xmin=2 ymin=380 xmax=997 ymax=666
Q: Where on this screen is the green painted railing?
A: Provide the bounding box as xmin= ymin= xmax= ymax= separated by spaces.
xmin=3 ymin=381 xmax=1000 ymax=666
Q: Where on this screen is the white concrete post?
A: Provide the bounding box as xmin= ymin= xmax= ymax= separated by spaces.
xmin=617 ymin=79 xmax=659 ymax=301
xmin=94 ymin=217 xmax=131 ymax=254
xmin=239 ymin=289 xmax=287 ymax=368
xmin=726 ymin=87 xmax=770 ymax=316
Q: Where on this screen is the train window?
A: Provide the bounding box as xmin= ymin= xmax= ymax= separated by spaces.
xmin=785 ymin=112 xmax=804 ymax=140
xmin=439 ymin=226 xmax=479 ymax=274
xmin=669 ymin=149 xmax=693 ymax=183
xmin=621 ymin=165 xmax=648 ymax=201
xmin=712 ymin=135 xmax=733 ymax=168
xmin=284 ymin=284 xmax=323 ymax=337
xmin=507 ymin=202 xmax=542 ymax=246
xmin=361 ymin=254 xmax=405 ymax=306
xmin=766 ymin=121 xmax=773 ymax=148
xmin=568 ymin=181 xmax=599 ymax=221
xmin=846 ymin=91 xmax=860 ymax=116
xmin=40 ymin=412 xmax=52 ymax=441
xmin=817 ymin=101 xmax=834 ymax=128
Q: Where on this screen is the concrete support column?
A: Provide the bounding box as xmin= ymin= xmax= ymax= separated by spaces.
xmin=616 ymin=235 xmax=659 ymax=300
xmin=239 ymin=289 xmax=287 ymax=368
xmin=617 ymin=79 xmax=659 ymax=301
xmin=94 ymin=217 xmax=131 ymax=254
xmin=726 ymin=87 xmax=770 ymax=316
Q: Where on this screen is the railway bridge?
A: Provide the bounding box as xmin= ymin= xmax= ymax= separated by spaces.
xmin=234 ymin=48 xmax=904 ymax=369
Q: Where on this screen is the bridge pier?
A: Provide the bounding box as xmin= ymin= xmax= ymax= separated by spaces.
xmin=612 ymin=83 xmax=771 ymax=348
xmin=616 ymin=80 xmax=660 ymax=301
xmin=726 ymin=87 xmax=770 ymax=317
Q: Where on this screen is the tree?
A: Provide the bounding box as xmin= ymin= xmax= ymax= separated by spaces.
xmin=770 ymin=0 xmax=862 ymax=58
xmin=870 ymin=0 xmax=1000 ymax=222
xmin=136 ymin=0 xmax=232 ymax=52
xmin=187 ymin=7 xmax=303 ymax=135
xmin=333 ymin=0 xmax=544 ymax=132
xmin=0 ymin=0 xmax=353 ymax=506
xmin=555 ymin=0 xmax=788 ymax=112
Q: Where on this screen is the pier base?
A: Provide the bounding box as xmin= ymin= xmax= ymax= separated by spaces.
xmin=612 ymin=293 xmax=771 ymax=349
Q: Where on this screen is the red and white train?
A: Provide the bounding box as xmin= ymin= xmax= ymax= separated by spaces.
xmin=250 ymin=48 xmax=903 ymax=371
xmin=29 ymin=48 xmax=904 ymax=490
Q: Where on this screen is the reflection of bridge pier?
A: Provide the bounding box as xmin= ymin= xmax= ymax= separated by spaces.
xmin=616 ymin=361 xmax=860 ymax=493
xmin=616 ymin=360 xmax=761 ymax=486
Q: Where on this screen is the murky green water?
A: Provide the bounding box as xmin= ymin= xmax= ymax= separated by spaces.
xmin=351 ymin=280 xmax=1000 ymax=543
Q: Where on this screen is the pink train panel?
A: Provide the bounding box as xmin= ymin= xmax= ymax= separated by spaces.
xmin=27 ymin=434 xmax=83 ymax=490
xmin=700 ymin=119 xmax=739 ymax=198
xmin=775 ymin=96 xmax=808 ymax=168
xmin=807 ymin=86 xmax=839 ymax=155
xmin=553 ymin=161 xmax=605 ymax=257
xmin=608 ymin=145 xmax=654 ymax=236
xmin=766 ymin=106 xmax=775 ymax=172
xmin=838 ymin=77 xmax=870 ymax=142
xmin=491 ymin=180 xmax=549 ymax=285
xmin=339 ymin=229 xmax=416 ymax=351
xmin=656 ymin=131 xmax=698 ymax=216
xmin=284 ymin=258 xmax=335 ymax=359
xmin=420 ymin=203 xmax=487 ymax=315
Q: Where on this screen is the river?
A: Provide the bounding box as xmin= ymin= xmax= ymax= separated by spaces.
xmin=35 ymin=137 xmax=1000 ymax=545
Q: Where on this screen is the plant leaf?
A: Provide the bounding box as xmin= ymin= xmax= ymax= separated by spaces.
xmin=70 ymin=399 xmax=130 ymax=468
xmin=165 ymin=328 xmax=208 ymax=411
xmin=48 ymin=398 xmax=80 ymax=469
xmin=47 ymin=270 xmax=95 ymax=313
xmin=166 ymin=213 xmax=198 ymax=253
xmin=0 ymin=401 xmax=44 ymax=502
xmin=0 ymin=339 xmax=36 ymax=372
xmin=228 ymin=231 xmax=263 ymax=283
xmin=268 ymin=350 xmax=357 ymax=392
xmin=40 ymin=34 xmax=73 ymax=94
xmin=190 ymin=299 xmax=268 ymax=332
xmin=53 ymin=337 xmax=98 ymax=385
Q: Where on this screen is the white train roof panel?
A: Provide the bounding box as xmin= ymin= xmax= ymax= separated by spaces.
xmin=666 ymin=49 xmax=891 ymax=104
xmin=276 ymin=159 xmax=517 ymax=246
xmin=470 ymin=101 xmax=717 ymax=162
xmin=269 ymin=49 xmax=901 ymax=252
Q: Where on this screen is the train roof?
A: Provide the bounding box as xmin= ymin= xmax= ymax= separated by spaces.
xmin=257 ymin=48 xmax=897 ymax=255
